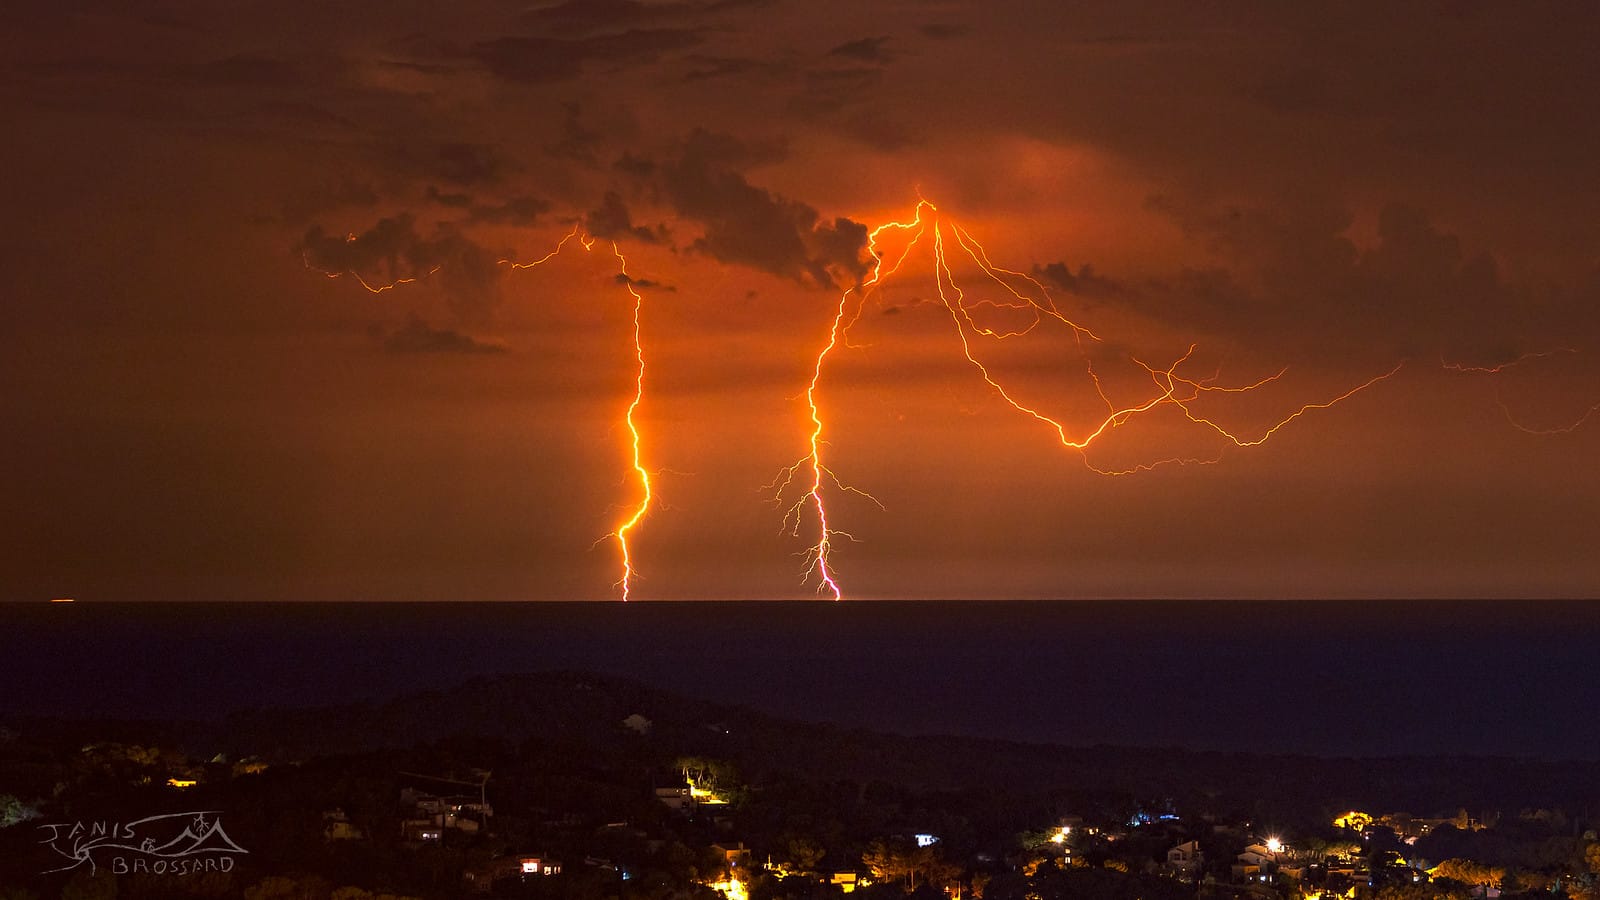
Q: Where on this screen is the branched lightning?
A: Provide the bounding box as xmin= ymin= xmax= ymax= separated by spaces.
xmin=1443 ymin=348 xmax=1600 ymax=435
xmin=308 ymin=196 xmax=1456 ymax=603
xmin=770 ymin=204 xmax=931 ymax=597
xmin=502 ymin=226 xmax=593 ymax=269
xmin=312 ymin=221 xmax=655 ymax=599
xmin=1440 ymin=348 xmax=1574 ymax=374
xmin=301 ymin=231 xmax=443 ymax=293
xmin=777 ymin=199 xmax=1400 ymax=596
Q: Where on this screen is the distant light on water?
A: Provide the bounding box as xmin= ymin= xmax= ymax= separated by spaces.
xmin=49 ymin=597 xmax=75 ymax=603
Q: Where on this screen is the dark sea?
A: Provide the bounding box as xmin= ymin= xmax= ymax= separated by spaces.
xmin=2 ymin=599 xmax=1596 ymax=760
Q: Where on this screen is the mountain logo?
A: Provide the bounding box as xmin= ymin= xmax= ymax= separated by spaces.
xmin=38 ymin=811 xmax=249 ymax=876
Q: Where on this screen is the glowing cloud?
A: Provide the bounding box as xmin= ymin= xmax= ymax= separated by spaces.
xmin=776 ymin=199 xmax=1400 ymax=598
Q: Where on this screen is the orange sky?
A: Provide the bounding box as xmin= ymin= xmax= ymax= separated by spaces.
xmin=3 ymin=1 xmax=1600 ymax=600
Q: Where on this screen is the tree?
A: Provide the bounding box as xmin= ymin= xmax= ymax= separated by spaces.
xmin=0 ymin=794 xmax=38 ymax=829
xmin=863 ymin=840 xmax=912 ymax=886
xmin=677 ymin=757 xmax=739 ymax=802
xmin=785 ymin=836 xmax=827 ymax=872
xmin=1376 ymin=883 xmax=1472 ymax=900
xmin=862 ymin=839 xmax=956 ymax=892
xmin=1432 ymin=859 xmax=1505 ymax=889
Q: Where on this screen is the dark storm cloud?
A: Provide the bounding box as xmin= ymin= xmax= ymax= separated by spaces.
xmin=1031 ymin=262 xmax=1124 ymax=298
xmin=427 ymin=186 xmax=473 ymax=208
xmin=615 ymin=272 xmax=675 ymax=292
xmin=428 ymin=188 xmax=552 ymax=227
xmin=789 ymin=66 xmax=884 ymax=116
xmin=472 ymin=29 xmax=704 ymax=84
xmin=299 ymin=214 xmax=430 ymax=276
xmin=382 ymin=316 xmax=507 ymax=354
xmin=469 ymin=195 xmax=550 ymax=227
xmin=433 ymin=239 xmax=514 ymax=324
xmin=429 ymin=143 xmax=503 ymax=186
xmin=613 ymin=153 xmax=656 ymax=177
xmin=879 ymin=297 xmax=936 ymax=315
xmin=827 ymin=36 xmax=892 ymax=64
xmin=658 ymin=130 xmax=869 ymax=288
xmin=585 ymin=191 xmax=666 ymax=244
xmin=545 ymin=102 xmax=601 ymax=164
xmin=297 ymin=214 xmax=510 ymax=322
xmin=1141 ymin=195 xmax=1535 ymax=360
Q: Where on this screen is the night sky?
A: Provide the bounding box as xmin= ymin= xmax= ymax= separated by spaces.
xmin=4 ymin=2 xmax=1600 ymax=601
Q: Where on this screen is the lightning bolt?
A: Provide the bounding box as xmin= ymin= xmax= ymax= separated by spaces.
xmin=770 ymin=204 xmax=931 ymax=597
xmin=501 ymin=230 xmax=655 ymax=599
xmin=1443 ymin=348 xmax=1600 ymax=435
xmin=608 ymin=241 xmax=653 ymax=601
xmin=311 ymin=221 xmax=655 ymax=599
xmin=780 ymin=199 xmax=1400 ymax=597
xmin=300 ymin=231 xmax=443 ymax=293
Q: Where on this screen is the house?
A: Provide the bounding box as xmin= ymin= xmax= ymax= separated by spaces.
xmin=1238 ymin=844 xmax=1277 ymax=867
xmin=398 ymin=788 xmax=491 ymax=839
xmin=519 ymin=856 xmax=562 ymax=876
xmin=712 ymin=843 xmax=752 ymax=869
xmin=657 ymin=786 xmax=692 ymax=810
xmin=462 ymin=855 xmax=562 ymax=893
xmin=401 ymin=819 xmax=443 ymax=842
xmin=1166 ymin=840 xmax=1203 ymax=878
xmin=1233 ymin=843 xmax=1278 ymax=880
xmin=322 ymin=808 xmax=365 ymax=842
